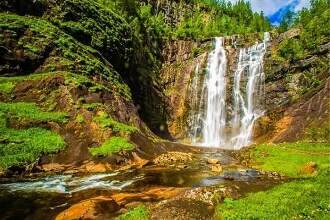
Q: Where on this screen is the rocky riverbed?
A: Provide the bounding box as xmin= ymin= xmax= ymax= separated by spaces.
xmin=0 ymin=148 xmax=286 ymax=220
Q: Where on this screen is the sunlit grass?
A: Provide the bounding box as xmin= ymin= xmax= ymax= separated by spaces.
xmin=0 ymin=102 xmax=68 ymax=123
xmin=116 ymin=205 xmax=149 ymax=220
xmin=89 ymin=137 xmax=134 ymax=157
xmin=215 ymin=142 xmax=330 ymax=219
xmin=0 ymin=112 xmax=65 ymax=170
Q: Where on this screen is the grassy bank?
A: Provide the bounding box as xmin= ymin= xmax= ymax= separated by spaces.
xmin=0 ymin=102 xmax=66 ymax=171
xmin=215 ymin=142 xmax=330 ymax=219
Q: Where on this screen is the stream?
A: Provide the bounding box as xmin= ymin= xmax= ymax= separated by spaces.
xmin=0 ymin=150 xmax=285 ymax=220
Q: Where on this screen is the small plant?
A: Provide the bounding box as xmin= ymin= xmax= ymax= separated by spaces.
xmin=116 ymin=205 xmax=149 ymax=220
xmin=0 ymin=82 xmax=15 ymax=94
xmin=75 ymin=114 xmax=84 ymax=123
xmin=93 ymin=112 xmax=138 ymax=134
xmin=89 ymin=137 xmax=134 ymax=157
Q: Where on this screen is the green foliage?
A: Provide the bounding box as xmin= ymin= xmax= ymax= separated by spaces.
xmin=278 ymin=10 xmax=297 ymax=33
xmin=0 ymin=102 xmax=68 ymax=123
xmin=89 ymin=136 xmax=134 ymax=157
xmin=215 ymin=142 xmax=330 ymax=219
xmin=304 ymin=123 xmax=330 ymax=143
xmin=75 ymin=114 xmax=84 ymax=123
xmin=0 ymin=81 xmax=15 ymax=94
xmin=82 ymin=103 xmax=103 ymax=111
xmin=116 ymin=205 xmax=149 ymax=220
xmin=0 ymin=13 xmax=132 ymax=100
xmin=93 ymin=112 xmax=138 ymax=134
xmin=174 ymin=0 xmax=271 ymax=39
xmin=278 ymin=38 xmax=305 ymax=62
xmin=0 ymin=112 xmax=65 ymax=170
xmin=276 ymin=0 xmax=330 ymax=61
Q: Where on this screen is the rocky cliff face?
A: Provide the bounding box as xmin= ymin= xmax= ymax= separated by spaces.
xmin=160 ymin=30 xmax=329 ymax=144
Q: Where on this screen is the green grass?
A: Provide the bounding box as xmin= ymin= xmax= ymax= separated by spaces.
xmin=251 ymin=142 xmax=330 ymax=177
xmin=89 ymin=137 xmax=134 ymax=157
xmin=0 ymin=81 xmax=16 ymax=94
xmin=93 ymin=112 xmax=138 ymax=134
xmin=0 ymin=112 xmax=65 ymax=170
xmin=0 ymin=102 xmax=68 ymax=123
xmin=116 ymin=205 xmax=149 ymax=220
xmin=215 ymin=170 xmax=330 ymax=219
xmin=215 ymin=142 xmax=330 ymax=219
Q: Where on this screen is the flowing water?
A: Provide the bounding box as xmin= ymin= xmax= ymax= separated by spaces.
xmin=190 ymin=33 xmax=270 ymax=149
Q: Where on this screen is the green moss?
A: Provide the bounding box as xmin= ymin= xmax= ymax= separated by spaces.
xmin=116 ymin=205 xmax=149 ymax=220
xmin=89 ymin=136 xmax=134 ymax=157
xmin=0 ymin=13 xmax=132 ymax=101
xmin=0 ymin=81 xmax=15 ymax=94
xmin=0 ymin=102 xmax=68 ymax=123
xmin=82 ymin=103 xmax=103 ymax=111
xmin=75 ymin=114 xmax=84 ymax=123
xmin=93 ymin=112 xmax=138 ymax=134
xmin=215 ymin=142 xmax=330 ymax=219
xmin=0 ymin=113 xmax=65 ymax=170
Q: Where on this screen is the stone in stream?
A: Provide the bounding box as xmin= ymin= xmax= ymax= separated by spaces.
xmin=131 ymin=152 xmax=149 ymax=168
xmin=55 ymin=196 xmax=120 ymax=220
xmin=210 ymin=164 xmax=223 ymax=173
xmin=153 ymin=152 xmax=193 ymax=165
xmin=207 ymin=158 xmax=220 ymax=164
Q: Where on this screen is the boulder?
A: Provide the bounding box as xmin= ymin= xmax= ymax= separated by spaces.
xmin=55 ymin=196 xmax=119 ymax=220
xmin=207 ymin=158 xmax=220 ymax=164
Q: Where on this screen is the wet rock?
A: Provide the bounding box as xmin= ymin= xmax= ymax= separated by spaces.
xmin=78 ymin=161 xmax=112 ymax=173
xmin=301 ymin=161 xmax=317 ymax=174
xmin=153 ymin=152 xmax=193 ymax=165
xmin=207 ymin=158 xmax=219 ymax=164
xmin=111 ymin=187 xmax=186 ymax=206
xmin=131 ymin=152 xmax=149 ymax=168
xmin=39 ymin=163 xmax=68 ymax=172
xmin=150 ymin=198 xmax=214 ymax=220
xmin=55 ymin=196 xmax=119 ymax=220
xmin=210 ymin=164 xmax=223 ymax=173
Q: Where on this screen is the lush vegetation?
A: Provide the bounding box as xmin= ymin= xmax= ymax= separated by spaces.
xmin=89 ymin=136 xmax=134 ymax=157
xmin=93 ymin=111 xmax=138 ymax=134
xmin=0 ymin=102 xmax=67 ymax=123
xmin=116 ymin=205 xmax=149 ymax=220
xmin=215 ymin=142 xmax=330 ymax=219
xmin=276 ymin=0 xmax=330 ymax=62
xmin=0 ymin=104 xmax=66 ymax=170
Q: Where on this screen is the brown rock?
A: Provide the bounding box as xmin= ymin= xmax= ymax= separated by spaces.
xmin=55 ymin=196 xmax=119 ymax=220
xmin=207 ymin=158 xmax=219 ymax=164
xmin=79 ymin=161 xmax=112 ymax=173
xmin=111 ymin=187 xmax=187 ymax=206
xmin=153 ymin=152 xmax=193 ymax=165
xmin=41 ymin=163 xmax=68 ymax=172
xmin=132 ymin=152 xmax=149 ymax=168
xmin=301 ymin=161 xmax=317 ymax=174
xmin=210 ymin=164 xmax=222 ymax=173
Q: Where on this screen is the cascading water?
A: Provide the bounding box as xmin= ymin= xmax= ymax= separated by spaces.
xmin=190 ymin=33 xmax=269 ymax=149
xmin=203 ymin=37 xmax=228 ymax=147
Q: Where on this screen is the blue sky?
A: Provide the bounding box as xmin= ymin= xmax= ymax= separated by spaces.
xmin=228 ymin=0 xmax=310 ymax=25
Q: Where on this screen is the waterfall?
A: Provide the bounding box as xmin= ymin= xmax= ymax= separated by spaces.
xmin=190 ymin=33 xmax=269 ymax=149
xmin=203 ymin=37 xmax=227 ymax=147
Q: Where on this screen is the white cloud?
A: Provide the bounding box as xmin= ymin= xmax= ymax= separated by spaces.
xmin=227 ymin=0 xmax=310 ymax=15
